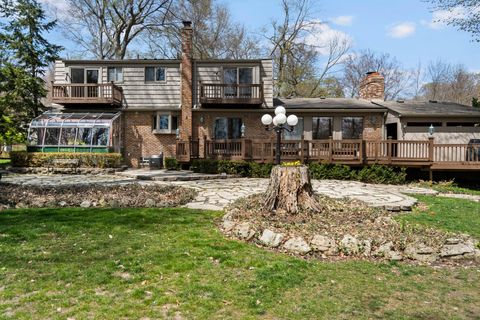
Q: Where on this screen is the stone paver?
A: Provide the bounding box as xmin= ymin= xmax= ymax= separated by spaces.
xmin=1 ymin=174 xmax=444 ymax=211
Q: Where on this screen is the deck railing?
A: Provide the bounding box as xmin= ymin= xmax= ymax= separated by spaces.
xmin=199 ymin=83 xmax=263 ymax=104
xmin=177 ymin=137 xmax=480 ymax=170
xmin=51 ymin=82 xmax=123 ymax=105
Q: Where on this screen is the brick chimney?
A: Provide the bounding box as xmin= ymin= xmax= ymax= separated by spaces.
xmin=180 ymin=21 xmax=193 ymax=141
xmin=359 ymin=71 xmax=385 ymax=100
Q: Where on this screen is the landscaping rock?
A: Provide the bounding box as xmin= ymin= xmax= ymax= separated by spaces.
xmin=80 ymin=200 xmax=92 ymax=208
xmin=404 ymin=243 xmax=437 ymax=263
xmin=109 ymin=199 xmax=120 ymax=208
xmin=340 ymin=234 xmax=360 ymax=255
xmin=310 ymin=235 xmax=337 ymax=254
xmin=283 ymin=237 xmax=311 ymax=255
xmin=233 ymin=222 xmax=255 ymax=241
xmin=361 ymin=239 xmax=372 ymax=256
xmin=445 ymin=238 xmax=461 ymax=245
xmin=259 ymin=229 xmax=284 ymax=248
xmin=439 ymin=242 xmax=475 ymax=258
xmin=388 ymin=251 xmax=403 ymax=261
xmin=58 ymin=201 xmax=67 ymax=207
xmin=222 ymin=220 xmax=236 ymax=232
xmin=144 ymin=198 xmax=156 ymax=208
xmin=374 ymin=242 xmax=394 ymax=257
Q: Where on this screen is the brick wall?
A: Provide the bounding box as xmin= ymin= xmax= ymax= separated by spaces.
xmin=362 ymin=114 xmax=383 ymax=140
xmin=123 ymin=111 xmax=177 ymax=167
xmin=359 ymin=72 xmax=385 ymax=100
xmin=180 ymin=21 xmax=193 ymax=142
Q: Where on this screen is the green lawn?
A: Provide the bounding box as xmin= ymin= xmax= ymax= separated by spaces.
xmin=0 ymin=207 xmax=479 ymax=319
xmin=0 ymin=159 xmax=10 ymax=166
xmin=397 ymin=195 xmax=480 ymax=238
xmin=414 ymin=181 xmax=480 ymax=196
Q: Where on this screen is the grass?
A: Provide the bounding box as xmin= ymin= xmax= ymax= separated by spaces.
xmin=414 ymin=181 xmax=480 ymax=196
xmin=0 ymin=207 xmax=479 ymax=319
xmin=0 ymin=159 xmax=10 ymax=166
xmin=396 ymin=195 xmax=480 ymax=238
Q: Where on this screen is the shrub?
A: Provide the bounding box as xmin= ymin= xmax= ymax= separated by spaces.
xmin=217 ymin=160 xmax=251 ymax=176
xmin=165 ymin=158 xmax=180 ymax=170
xmin=249 ymin=162 xmax=273 ymax=178
xmin=191 ymin=159 xmax=219 ymax=174
xmin=308 ymin=163 xmax=355 ymax=180
xmin=356 ymin=164 xmax=407 ymax=184
xmin=10 ymin=151 xmax=122 ymax=168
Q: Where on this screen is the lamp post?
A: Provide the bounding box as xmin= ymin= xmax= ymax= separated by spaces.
xmin=428 ymin=124 xmax=435 ymax=136
xmin=261 ymin=106 xmax=298 ymax=165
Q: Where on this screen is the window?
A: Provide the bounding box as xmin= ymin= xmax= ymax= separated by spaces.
xmin=91 ymin=128 xmax=109 ymax=146
xmin=223 ymin=67 xmax=253 ymax=97
xmin=44 ymin=128 xmax=61 ymax=145
xmin=342 ymin=117 xmax=363 ymax=139
xmin=71 ymin=68 xmax=85 ymax=84
xmin=107 ymin=67 xmax=123 ymax=82
xmin=407 ymin=122 xmax=442 ymax=127
xmin=60 ymin=128 xmax=77 ymax=145
xmin=312 ymin=117 xmax=333 ymax=139
xmin=284 ymin=118 xmax=304 ymax=140
xmin=152 ymin=113 xmax=178 ymax=133
xmin=214 ymin=117 xmax=242 ymax=139
xmin=145 ymin=66 xmax=166 ymax=82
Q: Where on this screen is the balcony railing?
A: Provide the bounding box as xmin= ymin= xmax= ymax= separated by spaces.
xmin=199 ymin=83 xmax=263 ymax=105
xmin=51 ymin=82 xmax=123 ymax=106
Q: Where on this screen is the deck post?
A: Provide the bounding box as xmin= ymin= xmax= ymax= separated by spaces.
xmin=428 ymin=136 xmax=434 ymax=163
xmin=300 ymin=135 xmax=305 ymax=163
xmin=328 ymin=136 xmax=333 ymax=163
xmin=387 ymin=136 xmax=392 ymax=164
xmin=361 ymin=139 xmax=366 ymax=164
xmin=203 ymin=135 xmax=208 ymax=159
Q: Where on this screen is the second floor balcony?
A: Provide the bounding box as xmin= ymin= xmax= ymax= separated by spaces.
xmin=51 ymin=82 xmax=123 ymax=107
xmin=199 ymin=82 xmax=264 ymax=105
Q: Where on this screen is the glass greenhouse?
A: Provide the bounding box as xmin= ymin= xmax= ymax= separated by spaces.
xmin=27 ymin=112 xmax=122 ymax=153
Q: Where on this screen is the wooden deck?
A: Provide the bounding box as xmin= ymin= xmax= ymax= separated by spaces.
xmin=51 ymin=82 xmax=123 ymax=106
xmin=176 ymin=138 xmax=480 ymax=170
xmin=199 ymin=83 xmax=263 ymax=105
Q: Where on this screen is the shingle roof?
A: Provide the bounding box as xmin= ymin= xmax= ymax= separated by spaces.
xmin=273 ymin=97 xmax=386 ymax=110
xmin=374 ymin=100 xmax=480 ymax=117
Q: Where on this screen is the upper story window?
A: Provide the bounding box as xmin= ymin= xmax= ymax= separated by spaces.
xmin=107 ymin=67 xmax=123 ymax=82
xmin=145 ymin=66 xmax=166 ymax=82
xmin=223 ymin=67 xmax=253 ymax=97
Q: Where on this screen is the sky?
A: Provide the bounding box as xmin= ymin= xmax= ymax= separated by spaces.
xmin=38 ymin=0 xmax=479 ymax=72
xmin=223 ymin=0 xmax=479 ymax=72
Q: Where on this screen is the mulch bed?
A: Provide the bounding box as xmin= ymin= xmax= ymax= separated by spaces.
xmin=0 ymin=183 xmax=197 ymax=209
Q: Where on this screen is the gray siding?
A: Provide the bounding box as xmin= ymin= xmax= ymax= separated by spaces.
xmin=193 ymin=59 xmax=274 ymax=107
xmin=54 ymin=60 xmax=181 ymax=110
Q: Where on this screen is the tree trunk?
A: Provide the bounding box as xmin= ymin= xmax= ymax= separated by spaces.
xmin=263 ymin=165 xmax=321 ymax=214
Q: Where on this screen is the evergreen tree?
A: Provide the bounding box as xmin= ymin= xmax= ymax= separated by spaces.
xmin=0 ymin=0 xmax=62 ymax=143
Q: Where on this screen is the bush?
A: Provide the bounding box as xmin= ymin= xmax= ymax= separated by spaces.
xmin=217 ymin=160 xmax=251 ymax=176
xmin=249 ymin=162 xmax=273 ymax=178
xmin=165 ymin=158 xmax=180 ymax=170
xmin=308 ymin=163 xmax=355 ymax=180
xmin=357 ymin=164 xmax=407 ymax=184
xmin=10 ymin=151 xmax=122 ymax=168
xmin=191 ymin=159 xmax=219 ymax=174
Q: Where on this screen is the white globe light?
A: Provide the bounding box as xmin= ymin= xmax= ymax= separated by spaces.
xmin=272 ymin=116 xmax=278 ymax=126
xmin=274 ymin=106 xmax=286 ymax=115
xmin=287 ymin=114 xmax=298 ymax=126
xmin=261 ymin=114 xmax=273 ymax=125
xmin=275 ymin=113 xmax=287 ymax=125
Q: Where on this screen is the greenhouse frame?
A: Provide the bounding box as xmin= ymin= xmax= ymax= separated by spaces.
xmin=27 ymin=112 xmax=122 ymax=153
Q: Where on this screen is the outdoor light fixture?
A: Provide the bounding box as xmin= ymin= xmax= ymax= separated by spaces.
xmin=241 ymin=123 xmax=246 ymax=137
xmin=175 ymin=128 xmax=180 ymax=139
xmin=261 ymin=106 xmax=298 ymax=165
xmin=428 ymin=124 xmax=435 ymax=136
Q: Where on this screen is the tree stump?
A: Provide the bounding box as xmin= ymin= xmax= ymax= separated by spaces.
xmin=263 ymin=165 xmax=321 ymax=214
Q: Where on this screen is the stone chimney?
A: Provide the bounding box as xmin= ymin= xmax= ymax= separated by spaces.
xmin=180 ymin=20 xmax=193 ymax=141
xmin=359 ymin=71 xmax=385 ymax=100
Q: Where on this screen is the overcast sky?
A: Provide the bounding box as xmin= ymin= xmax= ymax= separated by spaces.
xmin=39 ymin=0 xmax=479 ymax=72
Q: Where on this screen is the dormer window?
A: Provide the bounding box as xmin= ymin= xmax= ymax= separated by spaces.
xmin=145 ymin=66 xmax=166 ymax=82
xmin=107 ymin=67 xmax=123 ymax=82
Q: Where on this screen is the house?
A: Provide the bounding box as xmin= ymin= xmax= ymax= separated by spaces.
xmin=31 ymin=21 xmax=479 ymax=170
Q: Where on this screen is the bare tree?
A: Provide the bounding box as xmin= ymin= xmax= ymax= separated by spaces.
xmin=411 ymin=61 xmax=425 ymax=100
xmin=422 ymin=61 xmax=480 ymax=105
xmin=342 ymin=50 xmax=411 ymax=100
xmin=267 ymin=0 xmax=350 ymax=97
xmin=424 ymin=0 xmax=480 ymax=42
xmin=59 ymin=0 xmax=175 ymax=59
xmin=146 ymin=0 xmax=261 ymax=59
